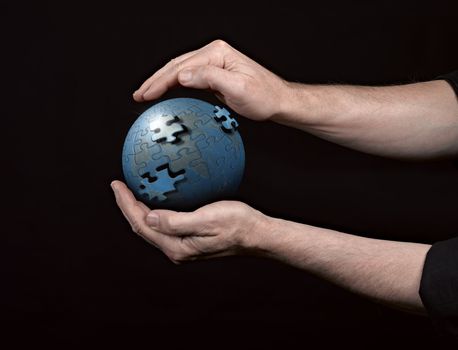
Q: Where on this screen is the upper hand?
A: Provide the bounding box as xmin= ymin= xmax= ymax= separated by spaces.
xmin=111 ymin=180 xmax=268 ymax=263
xmin=133 ymin=39 xmax=290 ymax=122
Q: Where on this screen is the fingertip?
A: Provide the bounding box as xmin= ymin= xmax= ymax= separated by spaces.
xmin=111 ymin=181 xmax=129 ymax=195
xmin=111 ymin=181 xmax=121 ymax=202
xmin=132 ymin=91 xmax=141 ymax=101
xmin=110 ymin=180 xmax=119 ymax=190
xmin=112 ymin=181 xmax=137 ymax=206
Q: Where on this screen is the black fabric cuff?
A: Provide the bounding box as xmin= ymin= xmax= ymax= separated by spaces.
xmin=420 ymin=237 xmax=458 ymax=342
xmin=436 ymin=70 xmax=458 ymax=97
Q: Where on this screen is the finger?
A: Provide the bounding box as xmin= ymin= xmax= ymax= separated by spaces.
xmin=111 ymin=181 xmax=204 ymax=263
xmin=133 ymin=49 xmax=198 ymax=101
xmin=140 ymin=54 xmax=214 ymax=101
xmin=140 ymin=43 xmax=228 ymax=101
xmin=145 ymin=208 xmax=210 ymax=236
xmin=111 ymin=180 xmax=137 ymax=227
xmin=111 ymin=180 xmax=174 ymax=248
xmin=134 ymin=40 xmax=227 ymax=100
xmin=136 ymin=200 xmax=151 ymax=213
xmin=177 ymin=65 xmax=244 ymax=98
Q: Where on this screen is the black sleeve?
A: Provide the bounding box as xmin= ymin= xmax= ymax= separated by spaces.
xmin=436 ymin=70 xmax=458 ymax=97
xmin=420 ymin=237 xmax=458 ymax=343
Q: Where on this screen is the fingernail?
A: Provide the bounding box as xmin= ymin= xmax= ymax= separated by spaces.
xmin=110 ymin=181 xmax=117 ymax=191
xmin=147 ymin=212 xmax=159 ymax=227
xmin=179 ymin=70 xmax=193 ymax=83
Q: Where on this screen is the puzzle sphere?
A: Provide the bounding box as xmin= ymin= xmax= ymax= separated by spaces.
xmin=122 ymin=98 xmax=245 ymax=210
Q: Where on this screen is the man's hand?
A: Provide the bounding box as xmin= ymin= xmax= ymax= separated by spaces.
xmin=133 ymin=39 xmax=290 ymax=122
xmin=110 ymin=180 xmax=267 ymax=263
xmin=111 ymin=179 xmax=429 ymax=313
xmin=133 ymin=39 xmax=458 ymax=158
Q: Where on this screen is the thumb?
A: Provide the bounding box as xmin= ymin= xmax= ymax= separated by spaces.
xmin=146 ymin=209 xmax=202 ymax=236
xmin=178 ymin=65 xmax=242 ymax=98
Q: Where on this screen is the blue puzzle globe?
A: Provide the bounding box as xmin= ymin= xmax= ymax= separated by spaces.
xmin=122 ymin=98 xmax=245 ymax=210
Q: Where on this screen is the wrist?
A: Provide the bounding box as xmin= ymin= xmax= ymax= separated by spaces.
xmin=243 ymin=214 xmax=318 ymax=265
xmin=272 ymin=81 xmax=300 ymax=123
xmin=242 ymin=214 xmax=285 ymax=258
xmin=272 ymin=82 xmax=313 ymax=125
xmin=273 ymin=82 xmax=344 ymax=129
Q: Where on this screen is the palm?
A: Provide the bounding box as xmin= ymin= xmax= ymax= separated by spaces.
xmin=112 ymin=180 xmax=259 ymax=263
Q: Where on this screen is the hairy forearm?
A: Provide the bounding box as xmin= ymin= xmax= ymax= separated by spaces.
xmin=252 ymin=216 xmax=430 ymax=314
xmin=276 ymin=80 xmax=458 ymax=159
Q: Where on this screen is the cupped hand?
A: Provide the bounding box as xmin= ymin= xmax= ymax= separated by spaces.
xmin=133 ymin=39 xmax=290 ymax=121
xmin=111 ymin=180 xmax=268 ymax=263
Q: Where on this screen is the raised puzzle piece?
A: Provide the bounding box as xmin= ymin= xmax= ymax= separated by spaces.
xmin=138 ymin=165 xmax=185 ymax=202
xmin=214 ymin=106 xmax=239 ymax=132
xmin=150 ymin=115 xmax=187 ymax=143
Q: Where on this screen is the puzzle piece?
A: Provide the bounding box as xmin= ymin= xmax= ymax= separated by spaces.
xmin=150 ymin=143 xmax=167 ymax=159
xmin=191 ymin=112 xmax=213 ymax=128
xmin=150 ymin=115 xmax=188 ymax=143
xmin=133 ymin=142 xmax=155 ymax=173
xmin=192 ymin=133 xmax=211 ymax=150
xmin=187 ymin=104 xmax=200 ymax=115
xmin=188 ymin=121 xmax=229 ymax=153
xmin=214 ymin=106 xmax=239 ymax=132
xmin=172 ymin=165 xmax=204 ymax=192
xmin=138 ymin=166 xmax=185 ymax=202
xmin=131 ymin=125 xmax=150 ymax=149
xmin=224 ymin=139 xmax=244 ymax=170
xmin=168 ymin=146 xmax=202 ymax=174
xmin=189 ymin=158 xmax=210 ymax=179
xmin=122 ymin=123 xmax=149 ymax=159
xmin=216 ymin=156 xmax=226 ymax=168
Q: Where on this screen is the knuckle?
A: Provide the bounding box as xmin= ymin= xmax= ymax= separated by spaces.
xmin=131 ymin=219 xmax=143 ymax=235
xmin=206 ymin=212 xmax=219 ymax=228
xmin=212 ymin=39 xmax=229 ymax=49
xmin=169 ymin=58 xmax=183 ymax=71
xmin=235 ymin=77 xmax=252 ymax=98
xmin=195 ymin=209 xmax=211 ymax=223
xmin=163 ymin=216 xmax=177 ymax=234
xmin=167 ymin=249 xmax=187 ymax=263
xmin=202 ymin=214 xmax=220 ymax=233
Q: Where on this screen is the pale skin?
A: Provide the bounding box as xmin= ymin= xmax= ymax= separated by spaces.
xmin=111 ymin=40 xmax=458 ymax=314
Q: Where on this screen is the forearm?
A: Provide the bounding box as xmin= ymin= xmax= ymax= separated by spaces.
xmin=276 ymin=80 xmax=458 ymax=159
xmin=252 ymin=216 xmax=431 ymax=314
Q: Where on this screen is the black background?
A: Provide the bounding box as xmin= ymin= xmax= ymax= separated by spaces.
xmin=3 ymin=1 xmax=458 ymax=348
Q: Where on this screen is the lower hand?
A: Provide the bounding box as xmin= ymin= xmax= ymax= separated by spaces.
xmin=111 ymin=180 xmax=267 ymax=263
